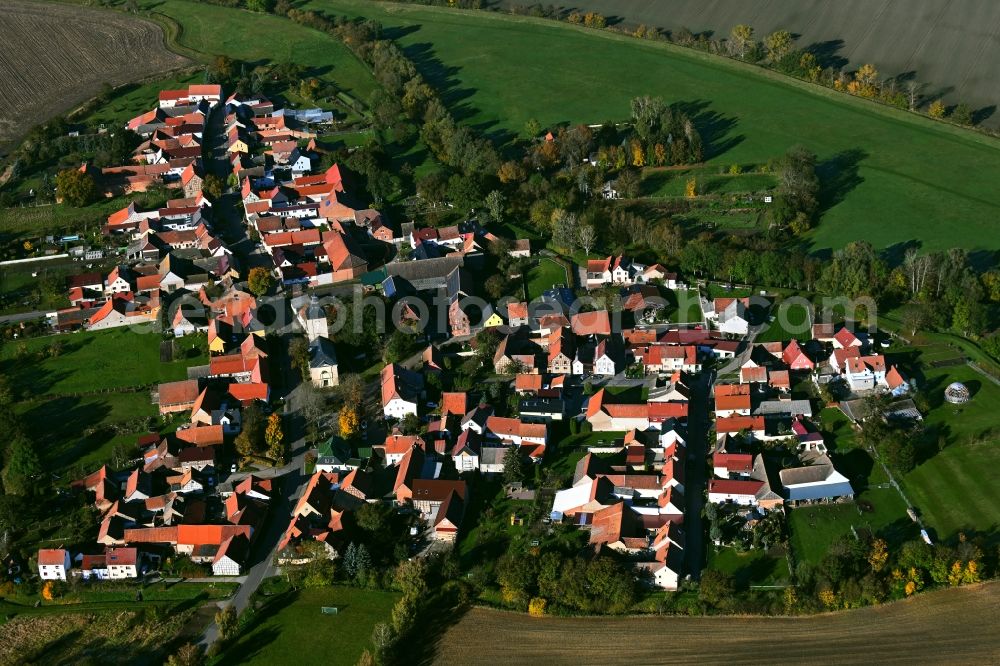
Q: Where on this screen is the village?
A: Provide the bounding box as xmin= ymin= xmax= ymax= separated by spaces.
xmin=3 ymin=80 xmax=935 ymax=605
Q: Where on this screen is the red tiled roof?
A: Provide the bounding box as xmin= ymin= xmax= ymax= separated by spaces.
xmin=715 ymin=415 xmax=766 ymax=433
xmin=713 ymin=453 xmax=753 ymax=473
xmin=709 ymin=478 xmax=764 ymax=496
xmin=175 ymin=425 xmax=224 ymax=446
xmin=38 ymin=549 xmax=67 ymax=566
xmin=440 ymin=392 xmax=468 ymax=418
xmin=158 ymin=379 xmax=200 ymax=406
xmin=571 ymin=310 xmax=612 ymax=336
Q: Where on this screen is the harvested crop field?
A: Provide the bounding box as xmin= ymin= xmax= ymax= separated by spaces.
xmin=0 ymin=0 xmax=188 ymax=147
xmin=434 ymin=582 xmax=1000 ymax=665
xmin=497 ymin=0 xmax=1000 ymax=126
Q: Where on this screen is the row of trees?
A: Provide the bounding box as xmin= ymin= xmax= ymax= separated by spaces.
xmin=495 ymin=545 xmax=636 ymax=614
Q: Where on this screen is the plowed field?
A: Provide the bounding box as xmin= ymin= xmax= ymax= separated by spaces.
xmin=435 ymin=581 xmax=1000 ymax=665
xmin=0 ymin=1 xmax=188 ymax=147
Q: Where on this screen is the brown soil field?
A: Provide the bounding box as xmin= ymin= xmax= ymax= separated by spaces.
xmin=0 ymin=0 xmax=188 ymax=146
xmin=434 ymin=581 xmax=1000 ymax=665
xmin=493 ymin=0 xmax=1000 ymax=126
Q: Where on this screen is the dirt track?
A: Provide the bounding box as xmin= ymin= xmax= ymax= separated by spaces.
xmin=434 ymin=581 xmax=1000 ymax=665
xmin=493 ymin=0 xmax=1000 ymax=126
xmin=0 ymin=0 xmax=188 ymax=147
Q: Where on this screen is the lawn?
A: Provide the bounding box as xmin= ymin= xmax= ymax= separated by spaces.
xmin=895 ymin=356 xmax=1000 ymax=538
xmin=0 ymin=328 xmax=200 ymax=395
xmin=757 ymin=300 xmax=811 ymax=342
xmin=141 ymin=0 xmax=379 ymax=103
xmin=295 ymin=0 xmax=1000 ymax=254
xmin=788 ymin=488 xmax=915 ymax=564
xmin=80 ymin=71 xmax=202 ymax=132
xmin=706 ymin=546 xmax=790 ymax=588
xmin=1 ymin=329 xmax=206 ymax=472
xmin=219 ymin=586 xmax=398 ymax=666
xmin=524 ymin=257 xmax=568 ymax=300
xmin=663 ymin=288 xmax=703 ymax=324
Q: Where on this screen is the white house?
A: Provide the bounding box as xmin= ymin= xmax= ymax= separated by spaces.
xmin=708 ymin=298 xmax=751 ymax=336
xmin=212 ymin=535 xmax=249 ymax=576
xmin=106 ymin=547 xmax=139 ymax=579
xmin=844 ymin=355 xmax=887 ymax=391
xmin=80 ymin=554 xmax=109 ymax=581
xmin=593 ymin=340 xmax=619 ymax=376
xmin=381 ymin=363 xmax=422 ymax=420
xmin=707 ymin=478 xmax=764 ymax=506
xmin=38 ymin=549 xmax=70 ymax=581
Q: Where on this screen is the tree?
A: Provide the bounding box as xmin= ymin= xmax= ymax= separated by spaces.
xmin=699 ymin=569 xmax=735 ymax=606
xmin=615 ymin=168 xmax=640 ymax=198
xmin=394 ymin=557 xmax=429 ymax=598
xmin=265 ymin=413 xmax=286 ymax=463
xmin=577 ymin=225 xmax=596 ymax=256
xmin=524 ymin=118 xmax=541 ymax=139
xmin=901 ymin=303 xmax=931 ymax=336
xmin=339 ymin=405 xmax=360 ymax=439
xmin=215 ymin=606 xmax=238 ymax=641
xmin=485 ymin=190 xmax=505 ymax=224
xmin=685 ymin=178 xmax=697 ymax=198
xmin=868 ymin=538 xmax=889 ymax=572
xmin=729 ymin=24 xmax=755 ymax=59
xmin=501 ymin=445 xmax=524 ymax=485
xmin=928 ymin=100 xmax=946 ymax=118
xmin=202 ymin=174 xmax=225 ymax=200
xmin=630 ymin=140 xmax=646 ymax=167
xmin=2 ymin=435 xmax=41 ymax=496
xmin=290 ymin=336 xmax=311 ymax=381
xmin=851 ymin=64 xmax=879 ymax=97
xmin=550 ymin=209 xmax=579 ymax=252
xmin=497 ymin=160 xmax=526 ymax=184
xmin=166 ymin=644 xmax=204 ymax=666
xmin=247 ymin=267 xmax=274 ymax=297
xmin=528 ymin=597 xmax=547 ymax=616
xmin=950 ymin=103 xmax=973 ymax=126
xmin=55 ymin=168 xmax=97 ymax=207
xmin=484 ymin=274 xmax=507 ymax=300
xmin=764 ymin=30 xmax=793 ymax=60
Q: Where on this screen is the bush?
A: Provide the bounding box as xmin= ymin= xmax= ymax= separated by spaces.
xmin=528 ymin=597 xmax=547 ymax=616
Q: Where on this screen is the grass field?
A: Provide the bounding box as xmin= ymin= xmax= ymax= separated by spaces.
xmin=141 ymin=0 xmax=379 ymax=103
xmin=0 ymin=328 xmax=199 ymax=395
xmin=81 ymin=71 xmax=202 ymax=131
xmin=788 ymin=488 xmax=915 ymax=564
xmin=871 ymin=342 xmax=1000 ymax=538
xmin=1 ymin=329 xmax=205 ymax=471
xmin=663 ymin=288 xmax=703 ymax=323
xmin=496 ymin=0 xmax=1000 ymax=128
xmin=289 ymin=0 xmax=1000 ymax=254
xmin=524 ymin=257 xmax=569 ymax=300
xmin=706 ymin=546 xmax=790 ymax=588
xmin=757 ymin=300 xmax=811 ymax=342
xmin=435 ymin=582 xmax=1000 ymax=664
xmin=218 ymin=587 xmax=398 ymax=666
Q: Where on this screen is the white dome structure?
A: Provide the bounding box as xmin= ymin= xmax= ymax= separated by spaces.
xmin=944 ymin=382 xmax=970 ymax=405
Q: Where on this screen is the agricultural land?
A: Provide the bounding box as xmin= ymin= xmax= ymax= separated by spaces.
xmin=296 ymin=0 xmax=1000 ymax=254
xmin=494 ymin=0 xmax=1000 ymax=127
xmin=0 ymin=0 xmax=188 ymax=150
xmin=435 ymin=582 xmax=1000 ymax=665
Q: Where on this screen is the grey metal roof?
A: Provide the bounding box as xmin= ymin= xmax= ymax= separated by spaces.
xmin=309 ymin=337 xmax=338 ymax=368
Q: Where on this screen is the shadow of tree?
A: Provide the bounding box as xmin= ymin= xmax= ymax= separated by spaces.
xmin=673 ymin=99 xmax=743 ymax=159
xmin=805 ymin=39 xmax=848 ymax=70
xmin=816 ymin=148 xmax=867 ymax=214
